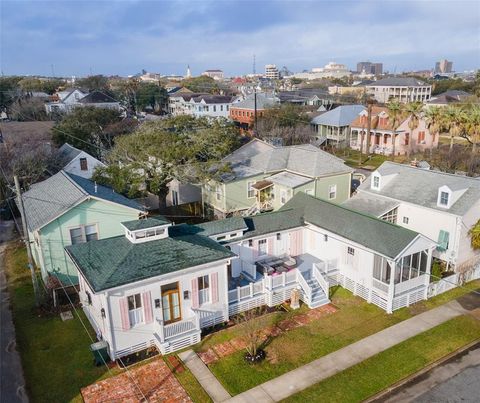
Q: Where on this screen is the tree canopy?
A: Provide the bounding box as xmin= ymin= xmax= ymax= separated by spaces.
xmin=182 ymin=76 xmax=219 ymax=94
xmin=93 ymin=116 xmax=241 ymax=207
xmin=51 ymin=106 xmax=124 ymax=158
xmin=75 ymin=75 xmax=109 ymax=91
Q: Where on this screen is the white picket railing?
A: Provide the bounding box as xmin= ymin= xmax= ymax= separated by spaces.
xmin=297 ymin=270 xmax=312 ymax=303
xmin=228 ymin=280 xmax=265 ymax=303
xmin=156 ymin=312 xmax=199 ymax=343
xmin=313 ymin=263 xmax=329 ymax=298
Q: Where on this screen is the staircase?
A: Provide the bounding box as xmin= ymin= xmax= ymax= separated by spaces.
xmin=299 ymin=270 xmax=329 ymax=308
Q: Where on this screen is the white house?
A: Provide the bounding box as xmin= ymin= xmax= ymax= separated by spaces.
xmin=45 ymin=88 xmax=87 ymax=114
xmin=366 ymin=77 xmax=432 ymax=103
xmin=67 ymin=193 xmax=435 ymax=359
xmin=188 ymin=95 xmax=233 ymax=119
xmin=343 ymin=162 xmax=480 ymax=271
xmin=56 ymin=143 xmax=105 ymax=179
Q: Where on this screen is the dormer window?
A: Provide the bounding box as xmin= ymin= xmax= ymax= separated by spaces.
xmin=439 ymin=191 xmax=449 ymax=206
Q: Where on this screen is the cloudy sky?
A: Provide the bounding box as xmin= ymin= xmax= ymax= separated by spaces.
xmin=1 ymin=0 xmax=479 ymax=77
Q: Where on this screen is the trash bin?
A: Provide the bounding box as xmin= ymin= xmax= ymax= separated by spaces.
xmin=90 ymin=340 xmax=110 ymax=366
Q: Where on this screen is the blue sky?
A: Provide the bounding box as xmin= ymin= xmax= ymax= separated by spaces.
xmin=1 ymin=0 xmax=479 ymax=77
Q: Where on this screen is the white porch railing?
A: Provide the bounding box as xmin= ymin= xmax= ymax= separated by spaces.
xmin=394 ymin=274 xmax=428 ymax=295
xmin=313 ymin=263 xmax=329 ymax=298
xmin=156 ymin=310 xmax=200 ymax=343
xmin=192 ymin=306 xmax=226 ymax=328
xmin=297 ymin=270 xmax=312 ymax=302
xmin=228 ymin=280 xmax=265 ymax=303
xmin=264 ymin=269 xmax=297 ymax=290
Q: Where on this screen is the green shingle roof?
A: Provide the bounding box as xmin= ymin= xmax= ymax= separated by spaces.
xmin=122 ymin=217 xmax=170 ymax=231
xmin=66 ymin=227 xmax=235 ymax=292
xmin=282 ymin=192 xmax=419 ymax=259
xmin=195 ymin=216 xmax=247 ymax=236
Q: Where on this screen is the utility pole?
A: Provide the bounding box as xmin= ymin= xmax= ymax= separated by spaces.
xmin=14 ymin=176 xmax=41 ymax=307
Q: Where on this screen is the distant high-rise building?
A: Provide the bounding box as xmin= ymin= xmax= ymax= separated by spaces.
xmin=356 ymin=61 xmax=383 ymax=75
xmin=265 ymin=64 xmax=280 ymax=80
xmin=435 ymin=59 xmax=453 ymax=74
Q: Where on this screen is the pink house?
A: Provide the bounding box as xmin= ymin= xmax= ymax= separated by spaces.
xmin=349 ymin=107 xmax=439 ymax=156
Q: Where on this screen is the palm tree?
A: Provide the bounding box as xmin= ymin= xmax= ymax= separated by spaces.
xmin=386 ymin=100 xmax=402 ymax=160
xmin=404 ymin=102 xmax=423 ymax=157
xmin=424 ymin=106 xmax=442 ymax=157
xmin=442 ymin=105 xmax=465 ymax=152
xmin=464 ymin=105 xmax=480 ymax=153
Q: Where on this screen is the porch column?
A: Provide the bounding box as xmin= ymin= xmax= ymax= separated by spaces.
xmin=424 ymin=248 xmax=434 ymax=300
xmin=386 ymin=259 xmax=396 ymax=313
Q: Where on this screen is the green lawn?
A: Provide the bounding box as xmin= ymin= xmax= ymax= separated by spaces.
xmin=338 ymin=148 xmax=393 ymax=169
xmin=204 ymin=282 xmax=480 ymax=396
xmin=283 ymin=315 xmax=480 ymax=403
xmin=4 ymin=243 xmax=117 ymax=402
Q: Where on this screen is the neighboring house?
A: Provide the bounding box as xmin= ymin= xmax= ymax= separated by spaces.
xmin=45 ymin=88 xmax=87 ymax=114
xmin=168 ymin=92 xmax=208 ymax=116
xmin=277 ymin=89 xmax=334 ymax=107
xmin=56 ymin=143 xmax=105 ymax=179
xmin=203 ymin=139 xmax=353 ymax=218
xmin=425 ymin=90 xmax=473 ymax=108
xmin=188 ymin=95 xmax=233 ymax=119
xmin=311 ymin=105 xmax=365 ymax=147
xmin=229 ymin=93 xmax=280 ymax=131
xmin=343 ymin=162 xmax=480 ymax=271
xmin=67 ymin=192 xmax=435 ymax=359
xmin=21 ymin=170 xmax=145 ymax=286
xmin=349 ymin=106 xmax=438 ymax=156
xmin=166 ymin=178 xmax=202 ymax=207
xmin=201 ymin=70 xmax=224 ymax=80
xmin=366 ymin=77 xmax=432 ymax=103
xmin=77 ymin=90 xmax=122 ymax=111
xmin=45 ymin=89 xmax=121 ymax=114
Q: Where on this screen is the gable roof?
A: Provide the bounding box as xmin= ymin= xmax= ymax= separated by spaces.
xmin=224 ymin=144 xmax=352 ymax=181
xmin=311 ymin=105 xmax=365 ymax=127
xmin=78 ymin=90 xmax=118 ymax=104
xmin=191 ymin=94 xmax=233 ymax=104
xmin=230 ymin=93 xmax=279 ymax=110
xmin=367 ymin=77 xmax=429 ymax=87
xmin=22 ymin=171 xmax=145 ymax=231
xmin=356 ymin=162 xmax=480 ymax=216
xmin=57 ymin=143 xmax=82 ymax=164
xmin=282 ymin=192 xmax=420 ymax=259
xmin=350 ymin=106 xmax=407 ymax=131
xmin=66 ymin=226 xmax=235 ymax=292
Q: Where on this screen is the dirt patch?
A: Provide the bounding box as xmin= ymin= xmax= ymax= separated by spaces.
xmin=198 ymin=349 xmax=218 ymax=365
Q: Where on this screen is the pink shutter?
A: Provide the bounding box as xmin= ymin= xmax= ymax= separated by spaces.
xmin=119 ymin=298 xmax=130 ymax=331
xmin=267 ymin=238 xmax=273 ymax=255
xmin=211 ymin=272 xmax=219 ymax=303
xmin=142 ymin=291 xmax=153 ymax=324
xmin=191 ymin=278 xmax=199 ymax=309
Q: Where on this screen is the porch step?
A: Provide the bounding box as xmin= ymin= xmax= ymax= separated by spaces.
xmin=154 ymin=328 xmax=202 ymax=355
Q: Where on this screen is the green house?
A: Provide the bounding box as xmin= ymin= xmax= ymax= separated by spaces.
xmin=203 ymin=139 xmax=353 ymax=218
xmin=22 ymin=171 xmax=145 ymax=286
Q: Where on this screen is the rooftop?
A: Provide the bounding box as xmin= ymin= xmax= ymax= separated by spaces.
xmin=78 ymin=90 xmax=118 ymax=104
xmin=122 ymin=217 xmax=171 ymax=231
xmin=367 ymin=77 xmax=430 ymax=87
xmin=311 ymin=105 xmax=365 ymax=127
xmin=67 ymin=226 xmax=235 ymax=292
xmin=22 ymin=171 xmax=144 ymax=231
xmin=230 ymin=93 xmax=279 ymax=110
xmin=357 ymin=162 xmax=480 ymax=216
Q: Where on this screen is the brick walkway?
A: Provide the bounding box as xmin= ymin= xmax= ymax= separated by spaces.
xmin=81 ymin=358 xmax=191 ymax=403
xmin=198 ymin=304 xmax=337 ymax=365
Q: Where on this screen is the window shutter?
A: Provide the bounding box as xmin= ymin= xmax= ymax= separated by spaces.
xmin=191 ymin=278 xmax=199 ymax=309
xmin=437 ymin=230 xmax=449 ymax=251
xmin=211 ymin=272 xmax=219 ymax=303
xmin=142 ymin=291 xmax=153 ymax=324
xmin=267 ymin=237 xmax=273 ymax=255
xmin=119 ymin=298 xmax=130 ymax=331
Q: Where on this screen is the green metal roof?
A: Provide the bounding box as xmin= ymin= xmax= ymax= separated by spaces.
xmin=66 ymin=226 xmax=235 ymax=292
xmin=282 ymin=192 xmax=419 ymax=259
xmin=195 ymin=216 xmax=247 ymax=236
xmin=122 ymin=217 xmax=171 ymax=231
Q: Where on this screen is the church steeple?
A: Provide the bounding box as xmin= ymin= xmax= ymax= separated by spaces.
xmin=186 ymin=65 xmax=192 ymax=78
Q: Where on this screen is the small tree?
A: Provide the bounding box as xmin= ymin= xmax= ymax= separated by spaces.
xmin=235 ymin=308 xmax=267 ymax=362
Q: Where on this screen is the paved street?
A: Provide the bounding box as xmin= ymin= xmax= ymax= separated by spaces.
xmin=382 ymin=344 xmax=480 ymax=403
xmin=0 ymin=219 xmax=28 ymax=402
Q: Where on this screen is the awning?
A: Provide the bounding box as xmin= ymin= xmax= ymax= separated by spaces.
xmin=252 ymin=180 xmax=273 ymax=191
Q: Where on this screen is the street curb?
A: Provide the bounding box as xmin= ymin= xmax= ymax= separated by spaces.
xmin=364 ymin=338 xmax=480 ymax=403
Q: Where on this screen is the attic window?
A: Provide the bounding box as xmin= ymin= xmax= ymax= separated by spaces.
xmin=439 ymin=191 xmax=449 ymax=206
xmin=80 ymin=157 xmax=88 ymax=171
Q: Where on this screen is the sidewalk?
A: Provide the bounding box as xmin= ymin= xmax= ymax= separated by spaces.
xmin=226 ymin=300 xmax=470 ymax=402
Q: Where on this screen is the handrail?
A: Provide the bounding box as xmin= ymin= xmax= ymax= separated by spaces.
xmin=297 ymin=270 xmax=312 ymax=302
xmin=313 ymin=263 xmax=329 ymax=298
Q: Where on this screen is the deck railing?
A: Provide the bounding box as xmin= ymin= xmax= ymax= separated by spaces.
xmin=297 ymin=270 xmax=312 ymax=303
xmin=156 ymin=310 xmax=200 ymax=343
xmin=228 ymin=280 xmax=264 ymax=303
xmin=313 ymin=263 xmax=329 ymax=297
xmin=394 ymin=274 xmax=428 ymax=295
